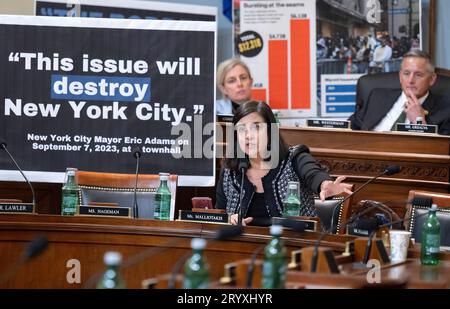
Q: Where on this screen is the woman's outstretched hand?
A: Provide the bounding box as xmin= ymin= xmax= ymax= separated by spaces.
xmin=230 ymin=213 xmax=253 ymax=226
xmin=319 ymin=176 xmax=353 ymax=201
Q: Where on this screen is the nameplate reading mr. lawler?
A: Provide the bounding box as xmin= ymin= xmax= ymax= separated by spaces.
xmin=78 ymin=205 xmax=130 ymax=218
xmin=0 ymin=203 xmax=35 ymax=214
xmin=179 ymin=210 xmax=228 ymax=224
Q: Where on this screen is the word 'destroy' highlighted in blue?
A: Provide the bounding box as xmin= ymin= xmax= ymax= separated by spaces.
xmin=51 ymin=75 xmax=151 ymax=102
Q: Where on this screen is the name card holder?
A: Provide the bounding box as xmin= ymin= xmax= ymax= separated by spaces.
xmin=178 ymin=209 xmax=229 ymax=224
xmin=77 ymin=205 xmax=131 ymax=218
xmin=0 ymin=203 xmax=35 ymax=214
xmin=307 ymin=119 xmax=351 ymax=129
xmin=272 ymin=216 xmax=319 ymax=232
xmin=395 ymin=123 xmax=438 ymax=134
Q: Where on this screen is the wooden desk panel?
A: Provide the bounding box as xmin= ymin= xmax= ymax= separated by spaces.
xmin=280 ymin=127 xmax=450 ymax=215
xmin=0 ymin=214 xmax=352 ymax=288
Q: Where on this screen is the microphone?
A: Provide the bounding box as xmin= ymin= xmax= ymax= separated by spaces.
xmin=360 ymin=199 xmax=438 ymax=265
xmin=246 ymin=219 xmax=305 ymax=288
xmin=329 ymin=165 xmax=401 ymax=235
xmin=83 ymin=225 xmax=243 ymax=288
xmin=167 ymin=225 xmax=243 ymax=288
xmin=347 ymin=196 xmax=432 ymax=236
xmin=236 ymin=158 xmax=250 ymax=226
xmin=132 ymin=146 xmax=142 ymax=219
xmin=0 ymin=235 xmax=48 ymax=284
xmin=0 ymin=141 xmax=36 ymax=207
xmin=312 ymin=165 xmax=401 ymax=272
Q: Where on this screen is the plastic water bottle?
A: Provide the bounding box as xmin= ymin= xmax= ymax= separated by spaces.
xmin=97 ymin=251 xmax=126 ymax=289
xmin=61 ymin=167 xmax=79 ymax=216
xmin=154 ymin=172 xmax=171 ymax=220
xmin=420 ymin=204 xmax=440 ymax=265
xmin=282 ymin=181 xmax=301 ymax=216
xmin=262 ymin=225 xmax=286 ymax=288
xmin=183 ymin=238 xmax=209 ymax=289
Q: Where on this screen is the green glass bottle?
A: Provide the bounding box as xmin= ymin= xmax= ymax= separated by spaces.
xmin=183 ymin=238 xmax=209 ymax=289
xmin=282 ymin=181 xmax=301 ymax=217
xmin=61 ymin=167 xmax=79 ymax=216
xmin=97 ymin=251 xmax=126 ymax=289
xmin=154 ymin=172 xmax=171 ymax=220
xmin=420 ymin=204 xmax=441 ymax=265
xmin=262 ymin=225 xmax=287 ymax=289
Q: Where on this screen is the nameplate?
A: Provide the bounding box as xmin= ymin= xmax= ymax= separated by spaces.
xmin=0 ymin=203 xmax=35 ymax=214
xmin=217 ymin=115 xmax=233 ymax=123
xmin=178 ymin=210 xmax=229 ymax=224
xmin=272 ymin=217 xmax=317 ymax=231
xmin=77 ymin=205 xmax=131 ymax=218
xmin=396 ymin=123 xmax=437 ymax=134
xmin=307 ymin=119 xmax=350 ymax=129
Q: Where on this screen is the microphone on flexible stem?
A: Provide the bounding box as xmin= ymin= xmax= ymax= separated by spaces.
xmin=360 ymin=198 xmax=436 ymax=265
xmin=82 ymin=225 xmax=243 ymax=288
xmin=0 ymin=235 xmax=48 ymax=284
xmin=311 ymin=165 xmax=401 ymax=272
xmin=329 ymin=165 xmax=401 ymax=235
xmin=132 ymin=146 xmax=142 ymax=219
xmin=246 ymin=218 xmax=305 ymax=288
xmin=167 ymin=225 xmax=243 ymax=289
xmin=0 ymin=141 xmax=36 ymax=207
xmin=236 ymin=158 xmax=250 ymax=226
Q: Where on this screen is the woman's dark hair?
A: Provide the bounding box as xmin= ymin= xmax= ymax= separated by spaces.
xmin=222 ymin=100 xmax=290 ymax=171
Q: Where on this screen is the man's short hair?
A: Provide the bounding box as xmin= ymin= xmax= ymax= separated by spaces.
xmin=402 ymin=50 xmax=435 ymax=73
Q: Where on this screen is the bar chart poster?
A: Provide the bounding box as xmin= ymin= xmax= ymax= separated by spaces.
xmin=235 ymin=0 xmax=316 ymax=118
xmin=320 ymin=74 xmax=362 ymax=118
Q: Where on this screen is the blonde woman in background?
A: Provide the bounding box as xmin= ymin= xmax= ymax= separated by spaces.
xmin=216 ymin=58 xmax=253 ymax=115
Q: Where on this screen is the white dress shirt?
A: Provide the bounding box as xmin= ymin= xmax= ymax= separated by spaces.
xmin=373 ymin=92 xmax=429 ymax=132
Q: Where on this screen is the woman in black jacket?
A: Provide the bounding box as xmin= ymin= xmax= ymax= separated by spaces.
xmin=216 ymin=101 xmax=352 ymax=226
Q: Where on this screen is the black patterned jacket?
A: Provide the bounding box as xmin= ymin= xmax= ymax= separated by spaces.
xmin=215 ymin=145 xmax=332 ymax=218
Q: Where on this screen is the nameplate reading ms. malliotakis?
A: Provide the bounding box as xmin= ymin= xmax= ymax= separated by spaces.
xmin=178 ymin=210 xmax=229 ymax=224
xmin=395 ymin=123 xmax=438 ymax=134
xmin=307 ymin=119 xmax=351 ymax=129
xmin=0 ymin=203 xmax=35 ymax=214
xmin=77 ymin=205 xmax=131 ymax=218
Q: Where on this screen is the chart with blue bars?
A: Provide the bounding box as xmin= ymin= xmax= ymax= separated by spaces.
xmin=320 ymin=74 xmax=363 ymax=118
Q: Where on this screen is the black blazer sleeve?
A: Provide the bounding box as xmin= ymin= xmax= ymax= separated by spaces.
xmin=426 ymin=94 xmax=450 ymax=136
xmin=215 ymin=168 xmax=227 ymax=210
xmin=292 ymin=145 xmax=332 ymax=195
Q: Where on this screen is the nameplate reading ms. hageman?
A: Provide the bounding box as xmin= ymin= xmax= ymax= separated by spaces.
xmin=395 ymin=123 xmax=437 ymax=134
xmin=0 ymin=203 xmax=35 ymax=214
xmin=307 ymin=119 xmax=351 ymax=129
xmin=179 ymin=210 xmax=229 ymax=224
xmin=77 ymin=205 xmax=131 ymax=218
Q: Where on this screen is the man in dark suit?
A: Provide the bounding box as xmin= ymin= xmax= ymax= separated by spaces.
xmin=349 ymin=50 xmax=450 ymax=135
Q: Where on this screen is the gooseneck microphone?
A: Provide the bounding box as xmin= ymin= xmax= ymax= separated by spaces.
xmin=246 ymin=219 xmax=305 ymax=288
xmin=360 ymin=198 xmax=437 ymax=265
xmin=0 ymin=141 xmax=36 ymax=207
xmin=329 ymin=165 xmax=401 ymax=235
xmin=132 ymin=146 xmax=142 ymax=219
xmin=83 ymin=225 xmax=243 ymax=288
xmin=236 ymin=158 xmax=250 ymax=226
xmin=167 ymin=225 xmax=243 ymax=289
xmin=312 ymin=165 xmax=401 ymax=272
xmin=0 ymin=235 xmax=48 ymax=284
